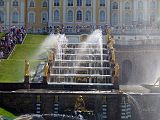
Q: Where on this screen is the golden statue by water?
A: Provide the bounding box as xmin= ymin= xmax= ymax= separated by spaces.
xmin=24 ymin=59 xmax=30 ymax=76
xmin=74 ymin=95 xmax=86 ymax=111
xmin=111 ymin=48 xmax=116 ymax=64
xmin=44 ymin=63 xmax=49 ymax=77
xmin=108 ymin=36 xmax=115 ymax=50
xmin=106 ymin=28 xmax=115 ymax=50
xmin=114 ymin=63 xmax=120 ymax=78
xmin=48 ymin=51 xmax=53 ymax=62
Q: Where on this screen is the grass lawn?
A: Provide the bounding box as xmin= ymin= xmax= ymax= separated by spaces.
xmin=0 ymin=32 xmax=5 ymax=38
xmin=24 ymin=34 xmax=47 ymax=44
xmin=0 ymin=107 xmax=16 ymax=119
xmin=0 ymin=34 xmax=48 ymax=82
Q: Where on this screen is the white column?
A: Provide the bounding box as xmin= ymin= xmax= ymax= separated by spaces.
xmin=6 ymin=0 xmax=10 ymax=26
xmin=133 ymin=0 xmax=137 ymax=23
xmin=63 ymin=0 xmax=66 ymax=23
xmin=92 ymin=0 xmax=96 ymax=25
xmin=147 ymin=0 xmax=150 ymax=23
xmin=119 ymin=0 xmax=123 ymax=26
xmin=20 ymin=0 xmax=25 ymax=27
xmin=48 ymin=0 xmax=53 ymax=26
xmin=107 ymin=0 xmax=110 ymax=25
xmin=144 ymin=1 xmax=148 ymax=22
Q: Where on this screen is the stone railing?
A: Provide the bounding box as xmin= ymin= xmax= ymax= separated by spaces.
xmin=115 ymin=39 xmax=160 ymax=46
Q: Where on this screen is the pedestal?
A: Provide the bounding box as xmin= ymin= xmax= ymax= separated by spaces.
xmin=42 ymin=76 xmax=48 ymax=88
xmin=113 ymin=77 xmax=119 ymax=90
xmin=24 ymin=76 xmax=30 ymax=89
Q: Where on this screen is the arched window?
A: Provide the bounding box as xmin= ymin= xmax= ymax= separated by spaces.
xmin=112 ymin=13 xmax=118 ymax=26
xmin=85 ymin=11 xmax=91 ymax=22
xmin=0 ymin=11 xmax=4 ymax=23
xmin=100 ymin=10 xmax=105 ymax=22
xmin=77 ymin=10 xmax=82 ymax=21
xmin=138 ymin=1 xmax=143 ymax=9
xmin=122 ymin=60 xmax=132 ymax=84
xmin=67 ymin=10 xmax=73 ymax=22
xmin=112 ymin=2 xmax=118 ymax=9
xmin=12 ymin=11 xmax=18 ymax=23
xmin=125 ymin=2 xmax=130 ymax=9
xmin=77 ymin=0 xmax=82 ymax=6
xmin=29 ymin=0 xmax=35 ymax=7
xmin=151 ymin=1 xmax=156 ymax=9
xmin=125 ymin=13 xmax=131 ymax=25
xmin=12 ymin=0 xmax=18 ymax=6
xmin=138 ymin=12 xmax=143 ymax=23
xmin=42 ymin=0 xmax=48 ymax=7
xmin=54 ymin=10 xmax=60 ymax=21
xmin=100 ymin=0 xmax=105 ymax=6
xmin=54 ymin=0 xmax=59 ymax=6
xmin=86 ymin=0 xmax=91 ymax=6
xmin=68 ymin=0 xmax=73 ymax=6
xmin=150 ymin=13 xmax=155 ymax=23
xmin=28 ymin=12 xmax=35 ymax=23
xmin=0 ymin=0 xmax=4 ymax=6
xmin=42 ymin=12 xmax=48 ymax=23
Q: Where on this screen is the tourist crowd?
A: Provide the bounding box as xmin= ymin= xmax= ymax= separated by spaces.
xmin=27 ymin=23 xmax=160 ymax=35
xmin=0 ymin=26 xmax=26 ymax=59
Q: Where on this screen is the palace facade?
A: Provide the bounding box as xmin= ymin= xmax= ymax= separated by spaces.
xmin=0 ymin=0 xmax=160 ymax=32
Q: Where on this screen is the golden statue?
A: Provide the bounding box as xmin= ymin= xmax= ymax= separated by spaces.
xmin=24 ymin=59 xmax=30 ymax=76
xmin=44 ymin=63 xmax=49 ymax=77
xmin=108 ymin=28 xmax=111 ymax=34
xmin=108 ymin=36 xmax=115 ymax=50
xmin=111 ymin=48 xmax=116 ymax=64
xmin=114 ymin=63 xmax=120 ymax=78
xmin=54 ymin=96 xmax=59 ymax=103
xmin=74 ymin=95 xmax=86 ymax=111
xmin=52 ymin=51 xmax=55 ymax=61
xmin=56 ymin=27 xmax=60 ymax=34
xmin=106 ymin=33 xmax=110 ymax=42
xmin=102 ymin=96 xmax=107 ymax=104
xmin=48 ymin=51 xmax=53 ymax=62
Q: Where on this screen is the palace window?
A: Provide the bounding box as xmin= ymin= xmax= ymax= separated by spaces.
xmin=42 ymin=0 xmax=48 ymax=7
xmin=42 ymin=12 xmax=48 ymax=23
xmin=77 ymin=0 xmax=82 ymax=6
xmin=125 ymin=2 xmax=130 ymax=9
xmin=54 ymin=10 xmax=60 ymax=22
xmin=68 ymin=0 xmax=73 ymax=6
xmin=138 ymin=1 xmax=143 ymax=9
xmin=0 ymin=11 xmax=4 ymax=23
xmin=13 ymin=0 xmax=18 ymax=6
xmin=100 ymin=0 xmax=105 ymax=6
xmin=112 ymin=13 xmax=118 ymax=26
xmin=0 ymin=0 xmax=4 ymax=6
xmin=54 ymin=0 xmax=59 ymax=6
xmin=100 ymin=10 xmax=105 ymax=22
xmin=125 ymin=13 xmax=131 ymax=25
xmin=86 ymin=0 xmax=91 ymax=6
xmin=112 ymin=2 xmax=118 ymax=9
xmin=150 ymin=13 xmax=155 ymax=23
xmin=151 ymin=1 xmax=156 ymax=9
xmin=77 ymin=10 xmax=82 ymax=21
xmin=12 ymin=11 xmax=18 ymax=23
xmin=67 ymin=10 xmax=73 ymax=22
xmin=29 ymin=0 xmax=35 ymax=7
xmin=85 ymin=11 xmax=91 ymax=22
xmin=138 ymin=12 xmax=143 ymax=23
xmin=28 ymin=12 xmax=35 ymax=23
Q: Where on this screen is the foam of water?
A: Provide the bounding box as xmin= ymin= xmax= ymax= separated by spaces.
xmin=77 ymin=29 xmax=103 ymax=66
xmin=124 ymin=93 xmax=143 ymax=120
xmin=32 ymin=33 xmax=68 ymax=60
